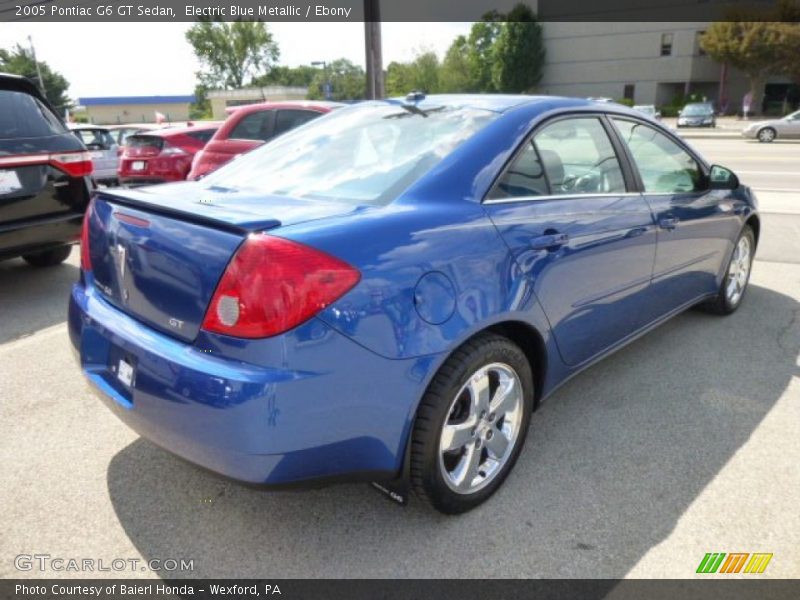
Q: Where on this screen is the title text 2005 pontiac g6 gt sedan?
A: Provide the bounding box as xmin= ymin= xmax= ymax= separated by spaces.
xmin=69 ymin=95 xmax=758 ymax=514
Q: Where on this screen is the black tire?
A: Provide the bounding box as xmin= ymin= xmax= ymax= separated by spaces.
xmin=22 ymin=245 xmax=73 ymax=267
xmin=410 ymin=332 xmax=534 ymax=514
xmin=757 ymin=127 xmax=776 ymax=143
xmin=700 ymin=225 xmax=755 ymax=315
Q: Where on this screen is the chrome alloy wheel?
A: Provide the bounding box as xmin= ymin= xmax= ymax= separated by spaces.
xmin=726 ymin=235 xmax=752 ymax=306
xmin=438 ymin=362 xmax=524 ymax=494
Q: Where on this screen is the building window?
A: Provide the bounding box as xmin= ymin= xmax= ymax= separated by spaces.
xmin=623 ymin=84 xmax=635 ymax=101
xmin=661 ymin=33 xmax=673 ymax=56
xmin=697 ymin=31 xmax=707 ymax=56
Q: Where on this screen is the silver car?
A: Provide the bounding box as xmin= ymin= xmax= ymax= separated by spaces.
xmin=742 ymin=110 xmax=800 ymax=142
xmin=69 ymin=125 xmax=119 ymax=185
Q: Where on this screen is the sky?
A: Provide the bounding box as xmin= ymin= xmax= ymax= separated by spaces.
xmin=0 ymin=22 xmax=471 ymax=100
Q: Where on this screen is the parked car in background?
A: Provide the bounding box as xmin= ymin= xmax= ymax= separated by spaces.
xmin=677 ymin=102 xmax=716 ymax=128
xmin=633 ymin=104 xmax=662 ymax=121
xmin=71 ymin=95 xmax=759 ymax=514
xmin=741 ymin=109 xmax=800 ymax=142
xmin=106 ymin=123 xmax=159 ymax=147
xmin=118 ymin=123 xmax=220 ymax=186
xmin=0 ymin=73 xmax=92 ymax=267
xmin=69 ymin=124 xmax=119 ymax=186
xmin=187 ymin=101 xmax=341 ymax=180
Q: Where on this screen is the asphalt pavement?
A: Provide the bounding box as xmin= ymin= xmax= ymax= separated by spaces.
xmin=0 ymin=137 xmax=797 ymax=579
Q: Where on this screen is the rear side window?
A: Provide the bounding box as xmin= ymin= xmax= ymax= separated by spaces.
xmin=274 ymin=110 xmax=319 ymax=136
xmin=488 ymin=141 xmax=548 ymax=200
xmin=73 ymin=129 xmax=115 ymax=149
xmin=229 ymin=110 xmax=273 ymax=142
xmin=0 ymin=90 xmax=66 ymax=139
xmin=186 ymin=129 xmax=217 ymax=144
xmin=613 ymin=118 xmax=703 ymax=193
xmin=534 ymin=117 xmax=626 ymax=195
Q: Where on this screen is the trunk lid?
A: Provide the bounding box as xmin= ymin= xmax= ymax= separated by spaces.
xmin=87 ymin=184 xmax=363 ymax=341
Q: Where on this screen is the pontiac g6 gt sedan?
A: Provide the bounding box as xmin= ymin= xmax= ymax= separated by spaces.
xmin=69 ymin=95 xmax=759 ymax=514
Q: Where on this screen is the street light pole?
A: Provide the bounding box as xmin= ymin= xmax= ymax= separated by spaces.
xmin=27 ymin=35 xmax=47 ymax=97
xmin=364 ymin=0 xmax=384 ymax=100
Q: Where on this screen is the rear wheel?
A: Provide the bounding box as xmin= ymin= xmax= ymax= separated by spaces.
xmin=701 ymin=226 xmax=754 ymax=315
xmin=757 ymin=127 xmax=776 ymax=143
xmin=410 ymin=333 xmax=533 ymax=514
xmin=22 ymin=245 xmax=72 ymax=267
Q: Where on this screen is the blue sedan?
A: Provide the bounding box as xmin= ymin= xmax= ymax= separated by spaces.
xmin=69 ymin=95 xmax=759 ymax=514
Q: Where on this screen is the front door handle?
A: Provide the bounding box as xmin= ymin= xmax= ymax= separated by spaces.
xmin=659 ymin=217 xmax=679 ymax=230
xmin=530 ymin=232 xmax=569 ymax=251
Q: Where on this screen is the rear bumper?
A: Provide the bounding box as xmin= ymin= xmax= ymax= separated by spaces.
xmin=0 ymin=212 xmax=82 ymax=259
xmin=69 ymin=279 xmax=437 ymax=485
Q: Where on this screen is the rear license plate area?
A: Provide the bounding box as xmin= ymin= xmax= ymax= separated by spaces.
xmin=108 ymin=344 xmax=137 ymax=397
xmin=131 ymin=160 xmax=146 ymax=171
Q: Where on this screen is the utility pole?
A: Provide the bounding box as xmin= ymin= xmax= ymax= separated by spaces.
xmin=364 ymin=0 xmax=384 ymax=100
xmin=27 ymin=35 xmax=47 ymax=97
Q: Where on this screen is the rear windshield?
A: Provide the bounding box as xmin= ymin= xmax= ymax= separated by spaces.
xmin=73 ymin=128 xmax=116 ymax=149
xmin=203 ymin=103 xmax=497 ymax=206
xmin=0 ymin=90 xmax=66 ymax=139
xmin=125 ymin=135 xmax=164 ymax=150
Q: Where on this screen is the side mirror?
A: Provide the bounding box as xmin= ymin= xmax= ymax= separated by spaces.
xmin=709 ymin=164 xmax=739 ymax=190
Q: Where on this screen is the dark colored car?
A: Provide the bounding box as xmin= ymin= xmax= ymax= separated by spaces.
xmin=677 ymin=102 xmax=716 ymax=128
xmin=71 ymin=95 xmax=759 ymax=514
xmin=118 ymin=123 xmax=220 ymax=186
xmin=0 ymin=73 xmax=92 ymax=267
xmin=187 ymin=102 xmax=340 ymax=180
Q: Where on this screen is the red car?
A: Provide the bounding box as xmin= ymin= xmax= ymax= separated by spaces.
xmin=118 ymin=123 xmax=220 ymax=186
xmin=187 ymin=101 xmax=340 ymax=180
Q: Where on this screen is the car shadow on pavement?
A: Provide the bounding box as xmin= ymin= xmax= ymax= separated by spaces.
xmin=0 ymin=253 xmax=78 ymax=344
xmin=106 ymin=283 xmax=800 ymax=578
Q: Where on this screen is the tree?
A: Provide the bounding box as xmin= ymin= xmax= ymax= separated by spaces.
xmin=439 ymin=35 xmax=472 ymax=92
xmin=306 ymin=58 xmax=365 ymax=101
xmin=701 ymin=14 xmax=797 ymax=114
xmin=251 ymin=65 xmax=318 ymax=88
xmin=188 ymin=84 xmax=212 ymax=120
xmin=491 ymin=4 xmax=545 ymax=93
xmin=385 ymin=61 xmax=415 ymax=97
xmin=185 ymin=20 xmax=279 ymax=90
xmin=466 ymin=13 xmax=504 ymax=92
xmin=0 ymin=44 xmax=70 ymax=110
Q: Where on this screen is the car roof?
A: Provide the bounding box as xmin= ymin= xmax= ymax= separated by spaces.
xmin=0 ymin=72 xmax=41 ymax=96
xmin=141 ymin=122 xmax=223 ymax=137
xmin=382 ymin=94 xmax=603 ymax=114
xmin=226 ymin=100 xmax=343 ymax=115
xmin=68 ymin=124 xmax=110 ymax=131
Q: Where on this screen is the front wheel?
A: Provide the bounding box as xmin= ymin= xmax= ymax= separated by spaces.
xmin=22 ymin=245 xmax=72 ymax=267
xmin=410 ymin=333 xmax=533 ymax=514
xmin=701 ymin=226 xmax=755 ymax=315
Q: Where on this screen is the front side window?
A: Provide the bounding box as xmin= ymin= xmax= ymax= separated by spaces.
xmin=533 ymin=117 xmax=626 ymax=195
xmin=203 ymin=103 xmax=497 ymax=206
xmin=613 ymin=118 xmax=704 ymax=193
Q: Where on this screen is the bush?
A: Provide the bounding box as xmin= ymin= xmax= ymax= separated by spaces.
xmin=615 ymin=98 xmax=634 ymax=107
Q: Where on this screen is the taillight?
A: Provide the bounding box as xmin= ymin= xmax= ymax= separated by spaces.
xmin=160 ymin=143 xmax=187 ymax=156
xmin=50 ymin=151 xmax=93 ymax=177
xmin=201 ymin=235 xmax=360 ymax=338
xmin=80 ymin=202 xmax=93 ymax=272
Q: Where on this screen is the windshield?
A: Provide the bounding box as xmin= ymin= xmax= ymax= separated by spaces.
xmin=682 ymin=104 xmax=713 ymax=116
xmin=202 ymin=102 xmax=497 ymax=205
xmin=634 ymin=106 xmax=655 ymax=115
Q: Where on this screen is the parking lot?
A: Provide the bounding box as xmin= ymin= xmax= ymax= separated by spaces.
xmin=0 ymin=136 xmax=798 ymax=579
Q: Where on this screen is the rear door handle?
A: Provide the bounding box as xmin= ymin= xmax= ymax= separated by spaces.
xmin=659 ymin=217 xmax=679 ymax=230
xmin=530 ymin=232 xmax=569 ymax=251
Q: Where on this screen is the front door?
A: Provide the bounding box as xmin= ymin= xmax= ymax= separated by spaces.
xmin=483 ymin=115 xmax=657 ymax=367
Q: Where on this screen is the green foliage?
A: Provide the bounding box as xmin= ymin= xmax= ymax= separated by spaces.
xmin=491 ymin=4 xmax=545 ymax=93
xmin=251 ymin=65 xmax=318 ymax=88
xmin=615 ymin=98 xmax=635 ymax=107
xmin=186 ymin=20 xmax=279 ymax=90
xmin=466 ymin=14 xmax=504 ymax=92
xmin=306 ymin=58 xmax=365 ymax=101
xmin=189 ymin=84 xmax=212 ymax=120
xmin=439 ymin=35 xmax=472 ymax=93
xmin=0 ymin=44 xmax=71 ymax=110
xmin=386 ymin=52 xmax=441 ymax=96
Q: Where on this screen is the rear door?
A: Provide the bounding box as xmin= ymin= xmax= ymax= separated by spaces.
xmin=609 ymin=117 xmax=739 ymax=313
xmin=483 ymin=114 xmax=657 ymax=366
xmin=0 ymin=85 xmax=88 ymax=225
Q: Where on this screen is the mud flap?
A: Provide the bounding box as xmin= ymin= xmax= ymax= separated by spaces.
xmin=370 ymin=431 xmax=412 ymax=506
